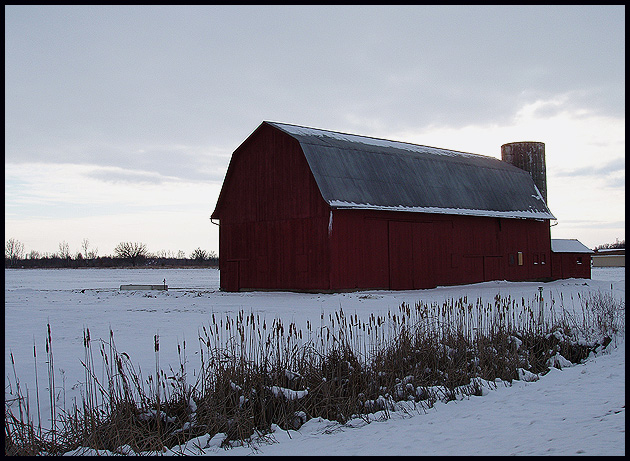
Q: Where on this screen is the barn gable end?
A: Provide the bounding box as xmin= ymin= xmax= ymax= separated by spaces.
xmin=211 ymin=123 xmax=331 ymax=291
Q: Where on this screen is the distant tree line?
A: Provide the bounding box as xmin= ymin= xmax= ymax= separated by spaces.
xmin=594 ymin=239 xmax=625 ymax=251
xmin=4 ymin=238 xmax=218 ymax=269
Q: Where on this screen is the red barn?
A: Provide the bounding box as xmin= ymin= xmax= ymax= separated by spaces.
xmin=550 ymin=239 xmax=593 ymax=279
xmin=211 ymin=121 xmax=559 ymax=292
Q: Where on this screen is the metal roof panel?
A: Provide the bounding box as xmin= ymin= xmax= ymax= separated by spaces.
xmin=267 ymin=121 xmax=555 ymax=220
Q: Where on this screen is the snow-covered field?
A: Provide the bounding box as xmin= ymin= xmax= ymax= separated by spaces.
xmin=4 ymin=267 xmax=625 ymax=455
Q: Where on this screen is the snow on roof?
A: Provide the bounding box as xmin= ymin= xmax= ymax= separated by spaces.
xmin=268 ymin=121 xmax=485 ymax=158
xmin=266 ymin=121 xmax=555 ymax=220
xmin=595 ymin=248 xmax=625 ymax=253
xmin=551 ymin=239 xmax=594 ymax=254
xmin=329 ymin=201 xmax=555 ymax=220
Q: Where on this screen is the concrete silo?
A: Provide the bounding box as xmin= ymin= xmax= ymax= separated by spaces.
xmin=501 ymin=141 xmax=547 ymax=205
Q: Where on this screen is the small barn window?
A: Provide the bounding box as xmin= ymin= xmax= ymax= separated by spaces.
xmin=508 ymin=253 xmax=515 ymax=266
xmin=533 ymin=253 xmax=539 ymax=265
xmin=517 ymin=252 xmax=523 ymax=266
xmin=541 ymin=253 xmax=546 ymax=265
xmin=576 ymin=256 xmax=583 ymax=265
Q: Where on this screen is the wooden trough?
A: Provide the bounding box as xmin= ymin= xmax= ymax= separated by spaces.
xmin=120 ymin=284 xmax=168 ymax=291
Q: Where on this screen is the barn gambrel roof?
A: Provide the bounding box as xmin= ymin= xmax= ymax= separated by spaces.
xmin=266 ymin=121 xmax=555 ymax=220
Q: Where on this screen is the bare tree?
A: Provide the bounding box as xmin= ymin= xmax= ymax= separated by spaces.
xmin=80 ymin=238 xmax=98 ymax=263
xmin=5 ymin=238 xmax=24 ymax=266
xmin=87 ymin=247 xmax=99 ymax=259
xmin=58 ymin=241 xmax=71 ymax=259
xmin=595 ymin=239 xmax=625 ymax=250
xmin=190 ymin=247 xmax=209 ymax=261
xmin=81 ymin=238 xmax=90 ymax=259
xmin=114 ymin=241 xmax=148 ymax=266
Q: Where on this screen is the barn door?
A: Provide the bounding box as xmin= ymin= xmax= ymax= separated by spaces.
xmin=483 ymin=255 xmax=503 ymax=282
xmin=462 ymin=255 xmax=484 ymax=284
xmin=388 ymin=221 xmax=414 ymax=290
xmin=223 ymin=260 xmax=240 ymax=292
xmin=412 ymin=222 xmax=435 ymax=289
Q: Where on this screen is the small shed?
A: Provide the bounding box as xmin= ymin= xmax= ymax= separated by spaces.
xmin=211 ymin=121 xmax=557 ymax=292
xmin=550 ymin=239 xmax=593 ymax=279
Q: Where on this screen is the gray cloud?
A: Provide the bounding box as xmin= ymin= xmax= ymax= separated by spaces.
xmin=5 ymin=5 xmax=625 ymax=180
xmin=86 ymin=169 xmax=171 ymax=185
xmin=558 ymin=219 xmax=626 ymax=229
xmin=555 ymin=158 xmax=625 ymax=178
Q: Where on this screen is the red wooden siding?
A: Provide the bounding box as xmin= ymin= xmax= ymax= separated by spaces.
xmin=329 ymin=209 xmax=552 ymax=290
xmin=551 ymin=253 xmax=591 ymax=279
xmin=214 ymin=123 xmax=330 ymax=291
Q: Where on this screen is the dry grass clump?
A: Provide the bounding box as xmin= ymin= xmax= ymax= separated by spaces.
xmin=5 ymin=289 xmax=624 ymax=455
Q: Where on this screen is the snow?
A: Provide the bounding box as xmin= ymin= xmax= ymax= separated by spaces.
xmin=594 ymin=247 xmax=625 ymax=253
xmin=177 ymin=345 xmax=624 ymax=456
xmin=329 ymin=200 xmax=555 ymax=220
xmin=551 ymin=238 xmax=594 ymax=253
xmin=267 ymin=385 xmax=309 ymax=401
xmin=5 ymin=267 xmax=625 ymax=456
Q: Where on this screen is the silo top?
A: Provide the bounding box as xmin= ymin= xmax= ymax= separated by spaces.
xmin=500 ymin=141 xmax=547 ymax=204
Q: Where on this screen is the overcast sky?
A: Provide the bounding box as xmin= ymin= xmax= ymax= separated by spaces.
xmin=5 ymin=5 xmax=625 ymax=257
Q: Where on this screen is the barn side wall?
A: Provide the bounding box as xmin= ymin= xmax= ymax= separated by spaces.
xmin=551 ymin=253 xmax=592 ymax=279
xmin=214 ymin=124 xmax=330 ymax=291
xmin=329 ymin=209 xmax=553 ymax=290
